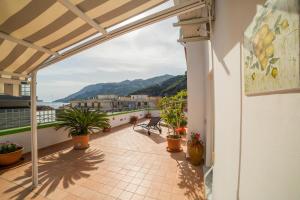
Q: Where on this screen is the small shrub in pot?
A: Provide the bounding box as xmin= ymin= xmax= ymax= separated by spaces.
xmin=0 ymin=142 xmax=23 ymax=165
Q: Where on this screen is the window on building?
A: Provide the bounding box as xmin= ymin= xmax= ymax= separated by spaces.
xmin=20 ymin=83 xmax=30 ymax=96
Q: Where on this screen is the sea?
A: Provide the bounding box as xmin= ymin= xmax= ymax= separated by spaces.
xmin=37 ymin=102 xmax=68 ymax=109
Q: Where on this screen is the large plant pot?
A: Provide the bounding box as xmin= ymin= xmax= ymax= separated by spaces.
xmin=167 ymin=136 xmax=182 ymax=152
xmin=188 ymin=144 xmax=204 ymax=166
xmin=72 ymin=135 xmax=89 ymax=150
xmin=0 ymin=147 xmax=23 ymax=166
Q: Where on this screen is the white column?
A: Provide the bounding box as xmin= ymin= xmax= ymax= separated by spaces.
xmin=186 ymin=41 xmax=210 ymax=160
xmin=30 ymin=71 xmax=38 ymax=188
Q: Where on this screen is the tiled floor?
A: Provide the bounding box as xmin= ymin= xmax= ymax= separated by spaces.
xmin=0 ymin=123 xmax=204 ymax=200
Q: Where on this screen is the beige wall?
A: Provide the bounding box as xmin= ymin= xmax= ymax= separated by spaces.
xmin=211 ymin=0 xmax=300 ymax=200
xmin=0 ymin=82 xmax=4 ymax=94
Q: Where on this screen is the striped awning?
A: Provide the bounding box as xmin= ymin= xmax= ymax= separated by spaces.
xmin=0 ymin=0 xmax=167 ymax=78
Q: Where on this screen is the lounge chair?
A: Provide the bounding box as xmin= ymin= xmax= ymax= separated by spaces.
xmin=133 ymin=117 xmax=162 ymax=135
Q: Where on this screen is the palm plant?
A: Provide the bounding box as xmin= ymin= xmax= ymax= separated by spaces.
xmin=55 ymin=107 xmax=110 ymax=136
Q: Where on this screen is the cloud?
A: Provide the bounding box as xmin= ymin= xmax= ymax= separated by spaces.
xmin=38 ymin=2 xmax=186 ymax=102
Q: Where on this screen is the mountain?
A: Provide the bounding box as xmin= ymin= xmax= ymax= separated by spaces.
xmin=54 ymin=74 xmax=173 ymax=102
xmin=130 ymin=74 xmax=187 ymax=96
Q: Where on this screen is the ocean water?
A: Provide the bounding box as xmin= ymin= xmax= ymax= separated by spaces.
xmin=37 ymin=102 xmax=67 ymax=109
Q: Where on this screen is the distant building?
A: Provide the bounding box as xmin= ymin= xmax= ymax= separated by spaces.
xmin=70 ymin=95 xmax=161 ymax=112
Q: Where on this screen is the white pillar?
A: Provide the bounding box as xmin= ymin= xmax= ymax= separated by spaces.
xmin=30 ymin=71 xmax=38 ymax=188
xmin=186 ymin=41 xmax=210 ymax=161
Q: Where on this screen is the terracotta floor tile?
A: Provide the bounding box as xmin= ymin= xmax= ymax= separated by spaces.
xmin=109 ymin=187 xmax=123 ymax=198
xmin=118 ymin=190 xmax=134 ymax=200
xmin=125 ymin=183 xmax=139 ymax=193
xmin=131 ymin=194 xmax=145 ymax=200
xmin=0 ymin=125 xmax=204 ymax=200
xmin=135 ymin=186 xmax=149 ymax=195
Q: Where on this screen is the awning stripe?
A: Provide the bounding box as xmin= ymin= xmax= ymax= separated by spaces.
xmin=52 ymin=28 xmax=97 ymax=52
xmin=0 ymin=40 xmax=17 ymax=61
xmin=0 ymin=45 xmax=27 ymax=70
xmin=15 ymin=52 xmax=44 ymax=73
xmin=45 ymin=24 xmax=92 ymax=49
xmin=24 ymin=0 xmax=108 ymax=43
xmin=0 ymin=0 xmax=56 ymax=34
xmin=0 ymin=0 xmax=167 ymax=75
xmin=10 ymin=2 xmax=69 ymax=40
xmin=95 ymin=0 xmax=149 ymax=26
xmin=23 ymin=54 xmax=50 ymax=74
xmin=34 ymin=18 xmax=87 ymax=47
xmin=5 ymin=48 xmax=37 ymax=72
xmin=0 ymin=0 xmax=31 ymax=25
xmin=24 ymin=11 xmax=76 ymax=43
xmin=77 ymin=0 xmax=109 ymax=12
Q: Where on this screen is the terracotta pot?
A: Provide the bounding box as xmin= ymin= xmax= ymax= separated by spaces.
xmin=72 ymin=135 xmax=89 ymax=150
xmin=167 ymin=136 xmax=182 ymax=152
xmin=0 ymin=147 xmax=23 ymax=166
xmin=188 ymin=143 xmax=204 ymax=166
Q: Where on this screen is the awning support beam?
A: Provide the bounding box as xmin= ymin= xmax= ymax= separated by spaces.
xmin=36 ymin=0 xmax=205 ymax=71
xmin=30 ymin=70 xmax=38 ymax=188
xmin=57 ymin=0 xmax=107 ymax=34
xmin=173 ymin=16 xmax=213 ymax=26
xmin=0 ymin=32 xmax=58 ymax=56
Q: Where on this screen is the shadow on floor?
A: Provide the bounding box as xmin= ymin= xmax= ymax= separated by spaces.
xmin=133 ymin=128 xmax=166 ymax=144
xmin=170 ymin=152 xmax=205 ymax=200
xmin=3 ymin=147 xmax=104 ymax=199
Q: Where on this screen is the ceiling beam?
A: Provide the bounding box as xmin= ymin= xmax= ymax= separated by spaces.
xmin=173 ymin=16 xmax=214 ymax=26
xmin=57 ymin=0 xmax=107 ymax=34
xmin=0 ymin=71 xmax=29 ymax=79
xmin=0 ymin=32 xmax=58 ymax=56
xmin=36 ymin=0 xmax=205 ymax=71
xmin=178 ymin=36 xmax=210 ymax=43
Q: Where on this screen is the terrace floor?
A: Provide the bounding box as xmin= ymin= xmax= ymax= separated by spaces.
xmin=0 ymin=122 xmax=204 ymax=200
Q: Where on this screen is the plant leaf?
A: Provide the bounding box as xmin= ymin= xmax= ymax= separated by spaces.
xmin=275 ymin=14 xmax=282 ymax=27
xmin=269 ymin=58 xmax=279 ymax=64
xmin=275 ymin=27 xmax=280 ymax=34
xmin=251 ymin=62 xmax=259 ymax=69
xmin=266 ymin=64 xmax=272 ymax=75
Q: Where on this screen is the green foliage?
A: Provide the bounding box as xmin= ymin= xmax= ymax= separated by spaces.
xmin=55 ymin=107 xmax=110 ymax=136
xmin=159 ymin=90 xmax=187 ymax=134
xmin=0 ymin=142 xmax=22 ymax=154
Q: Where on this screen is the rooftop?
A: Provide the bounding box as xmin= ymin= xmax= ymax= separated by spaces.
xmin=0 ymin=123 xmax=204 ymax=200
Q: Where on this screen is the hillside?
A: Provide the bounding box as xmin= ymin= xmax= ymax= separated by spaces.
xmin=54 ymin=74 xmax=173 ymax=102
xmin=130 ymin=74 xmax=187 ymax=96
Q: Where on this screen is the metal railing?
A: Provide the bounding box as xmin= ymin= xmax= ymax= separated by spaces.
xmin=0 ymin=109 xmax=56 ymax=130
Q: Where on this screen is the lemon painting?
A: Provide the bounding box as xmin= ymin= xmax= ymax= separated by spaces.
xmin=244 ymin=0 xmax=299 ymax=95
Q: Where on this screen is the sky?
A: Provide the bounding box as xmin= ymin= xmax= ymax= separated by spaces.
xmin=37 ymin=2 xmax=186 ymax=102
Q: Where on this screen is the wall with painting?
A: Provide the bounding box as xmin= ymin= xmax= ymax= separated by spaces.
xmin=211 ymin=0 xmax=300 ymax=200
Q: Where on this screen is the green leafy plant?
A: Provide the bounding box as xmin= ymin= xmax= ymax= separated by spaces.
xmin=55 ymin=107 xmax=110 ymax=136
xmin=159 ymin=90 xmax=187 ymax=138
xmin=0 ymin=142 xmax=22 ymax=154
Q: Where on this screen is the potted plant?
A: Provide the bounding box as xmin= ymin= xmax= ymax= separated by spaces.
xmin=159 ymin=90 xmax=187 ymax=152
xmin=129 ymin=116 xmax=138 ymax=125
xmin=0 ymin=142 xmax=23 ymax=165
xmin=188 ymin=132 xmax=204 ymax=166
xmin=56 ymin=107 xmax=109 ymax=150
